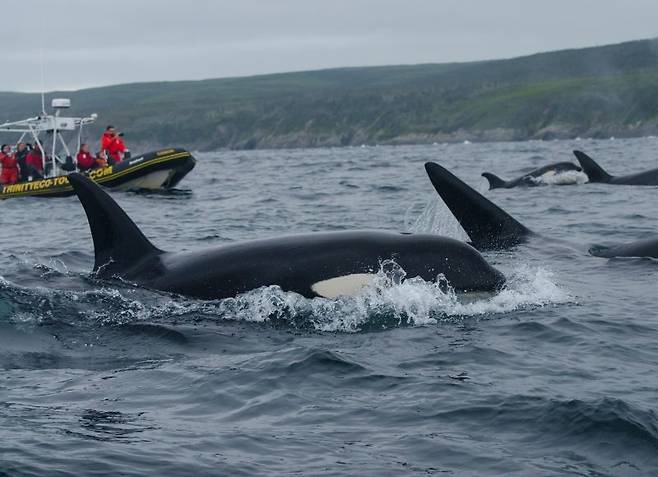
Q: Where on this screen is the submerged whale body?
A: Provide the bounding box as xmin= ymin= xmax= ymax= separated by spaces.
xmin=573 ymin=150 xmax=658 ymax=185
xmin=589 ymin=238 xmax=658 ymax=259
xmin=425 ymin=162 xmax=658 ymax=260
xmin=482 ymin=162 xmax=583 ymax=189
xmin=67 ymin=173 xmax=505 ymax=299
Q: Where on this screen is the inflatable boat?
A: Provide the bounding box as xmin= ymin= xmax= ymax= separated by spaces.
xmin=0 ymin=98 xmax=196 ymax=199
xmin=0 ymin=148 xmax=195 ymax=198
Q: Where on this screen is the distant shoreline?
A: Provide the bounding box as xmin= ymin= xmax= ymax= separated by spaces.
xmin=192 ymin=128 xmax=657 ymax=152
xmin=3 ymin=37 xmax=658 ymax=153
xmin=187 ymin=134 xmax=656 ymax=155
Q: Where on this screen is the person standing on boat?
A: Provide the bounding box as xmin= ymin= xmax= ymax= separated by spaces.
xmin=0 ymin=144 xmax=20 ymax=185
xmin=25 ymin=145 xmax=45 ymax=179
xmin=101 ymin=125 xmax=126 ymax=164
xmin=76 ymin=143 xmax=97 ymax=172
xmin=15 ymin=142 xmax=29 ymax=182
xmin=101 ymin=125 xmax=115 ymax=152
xmin=115 ymin=132 xmax=127 ymax=159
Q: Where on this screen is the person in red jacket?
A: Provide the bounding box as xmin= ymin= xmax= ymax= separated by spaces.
xmin=76 ymin=143 xmax=97 ymax=171
xmin=101 ymin=125 xmax=126 ymax=164
xmin=101 ymin=125 xmax=115 ymax=152
xmin=108 ymin=133 xmax=126 ymax=163
xmin=114 ymin=133 xmax=126 ymax=157
xmin=25 ymin=144 xmax=45 ymax=179
xmin=0 ymin=144 xmax=20 ymax=185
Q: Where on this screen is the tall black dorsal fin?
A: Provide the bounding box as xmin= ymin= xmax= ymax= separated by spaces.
xmin=67 ymin=173 xmax=163 ymax=275
xmin=573 ymin=150 xmax=612 ymax=183
xmin=424 ymin=162 xmax=532 ymax=250
xmin=481 ymin=172 xmax=507 ymax=190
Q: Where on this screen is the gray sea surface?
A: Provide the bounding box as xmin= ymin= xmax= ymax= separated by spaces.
xmin=0 ymin=138 xmax=657 ymax=476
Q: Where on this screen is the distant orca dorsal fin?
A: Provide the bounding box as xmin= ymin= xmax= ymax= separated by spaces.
xmin=481 ymin=172 xmax=507 ymax=189
xmin=67 ymin=173 xmax=163 ymax=275
xmin=424 ymin=162 xmax=532 ymax=250
xmin=573 ymin=150 xmax=612 ymax=183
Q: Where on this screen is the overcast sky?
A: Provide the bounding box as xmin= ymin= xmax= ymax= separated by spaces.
xmin=2 ymin=0 xmax=657 ymax=92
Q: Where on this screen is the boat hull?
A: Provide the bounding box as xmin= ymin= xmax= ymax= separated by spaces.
xmin=0 ymin=148 xmax=195 ymax=199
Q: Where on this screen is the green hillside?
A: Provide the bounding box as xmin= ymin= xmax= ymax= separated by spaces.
xmin=2 ymin=38 xmax=658 ymax=150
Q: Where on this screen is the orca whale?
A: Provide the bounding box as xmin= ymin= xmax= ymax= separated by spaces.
xmin=482 ymin=162 xmax=583 ymax=189
xmin=66 ymin=173 xmax=506 ymax=299
xmin=425 ymin=162 xmax=658 ymax=259
xmin=573 ymin=150 xmax=658 ymax=185
xmin=589 ymin=238 xmax=658 ymax=259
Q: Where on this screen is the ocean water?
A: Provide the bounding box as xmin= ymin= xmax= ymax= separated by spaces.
xmin=0 ymin=138 xmax=657 ymax=476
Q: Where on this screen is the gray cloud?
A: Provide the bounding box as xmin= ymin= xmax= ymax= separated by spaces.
xmin=2 ymin=0 xmax=657 ymax=92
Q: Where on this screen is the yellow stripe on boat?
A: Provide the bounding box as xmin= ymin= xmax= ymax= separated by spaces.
xmin=0 ymin=151 xmax=192 ymax=198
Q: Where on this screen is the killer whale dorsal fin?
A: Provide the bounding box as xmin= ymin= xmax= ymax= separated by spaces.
xmin=573 ymin=150 xmax=612 ymax=183
xmin=481 ymin=172 xmax=507 ymax=189
xmin=67 ymin=173 xmax=162 ymax=275
xmin=424 ymin=162 xmax=532 ymax=250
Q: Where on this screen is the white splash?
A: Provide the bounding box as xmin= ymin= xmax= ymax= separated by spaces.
xmin=531 ymin=170 xmax=589 ymax=186
xmin=407 ymin=198 xmax=469 ymax=242
xmin=204 ymin=264 xmax=572 ymax=333
xmin=0 ymin=264 xmax=573 ymax=334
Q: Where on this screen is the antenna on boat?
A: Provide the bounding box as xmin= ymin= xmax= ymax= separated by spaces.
xmin=39 ymin=47 xmax=46 ymax=115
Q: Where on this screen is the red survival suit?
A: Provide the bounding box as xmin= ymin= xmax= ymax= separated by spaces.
xmin=0 ymin=151 xmax=19 ymax=184
xmin=76 ymin=150 xmax=96 ymax=171
xmin=25 ymin=149 xmax=45 ymax=177
xmin=101 ymin=132 xmax=126 ymax=164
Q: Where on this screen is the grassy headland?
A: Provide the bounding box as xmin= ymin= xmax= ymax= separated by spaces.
xmin=2 ymin=38 xmax=658 ymax=150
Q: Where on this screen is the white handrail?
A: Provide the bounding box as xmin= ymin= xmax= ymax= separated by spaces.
xmin=1 ymin=111 xmax=97 ymax=177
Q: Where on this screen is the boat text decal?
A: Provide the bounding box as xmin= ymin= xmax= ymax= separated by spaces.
xmin=88 ymin=167 xmax=114 ymax=180
xmin=1 ymin=166 xmax=113 ymax=195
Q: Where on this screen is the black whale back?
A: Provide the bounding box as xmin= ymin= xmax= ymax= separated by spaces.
xmin=482 ymin=162 xmax=582 ymax=190
xmin=150 ymin=232 xmax=506 ymax=298
xmin=589 ymin=237 xmax=658 ymax=259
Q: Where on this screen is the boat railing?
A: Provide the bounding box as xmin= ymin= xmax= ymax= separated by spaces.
xmin=0 ymin=99 xmax=97 ymax=179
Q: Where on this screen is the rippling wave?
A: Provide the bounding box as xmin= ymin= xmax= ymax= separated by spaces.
xmin=0 ymin=261 xmax=570 ymax=335
xmin=1 ymin=140 xmax=657 ymax=476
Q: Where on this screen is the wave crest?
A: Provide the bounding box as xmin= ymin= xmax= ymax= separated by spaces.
xmin=204 ymin=263 xmax=571 ymax=332
xmin=0 ymin=263 xmax=571 ymax=333
xmin=531 ymin=170 xmax=588 ymax=186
